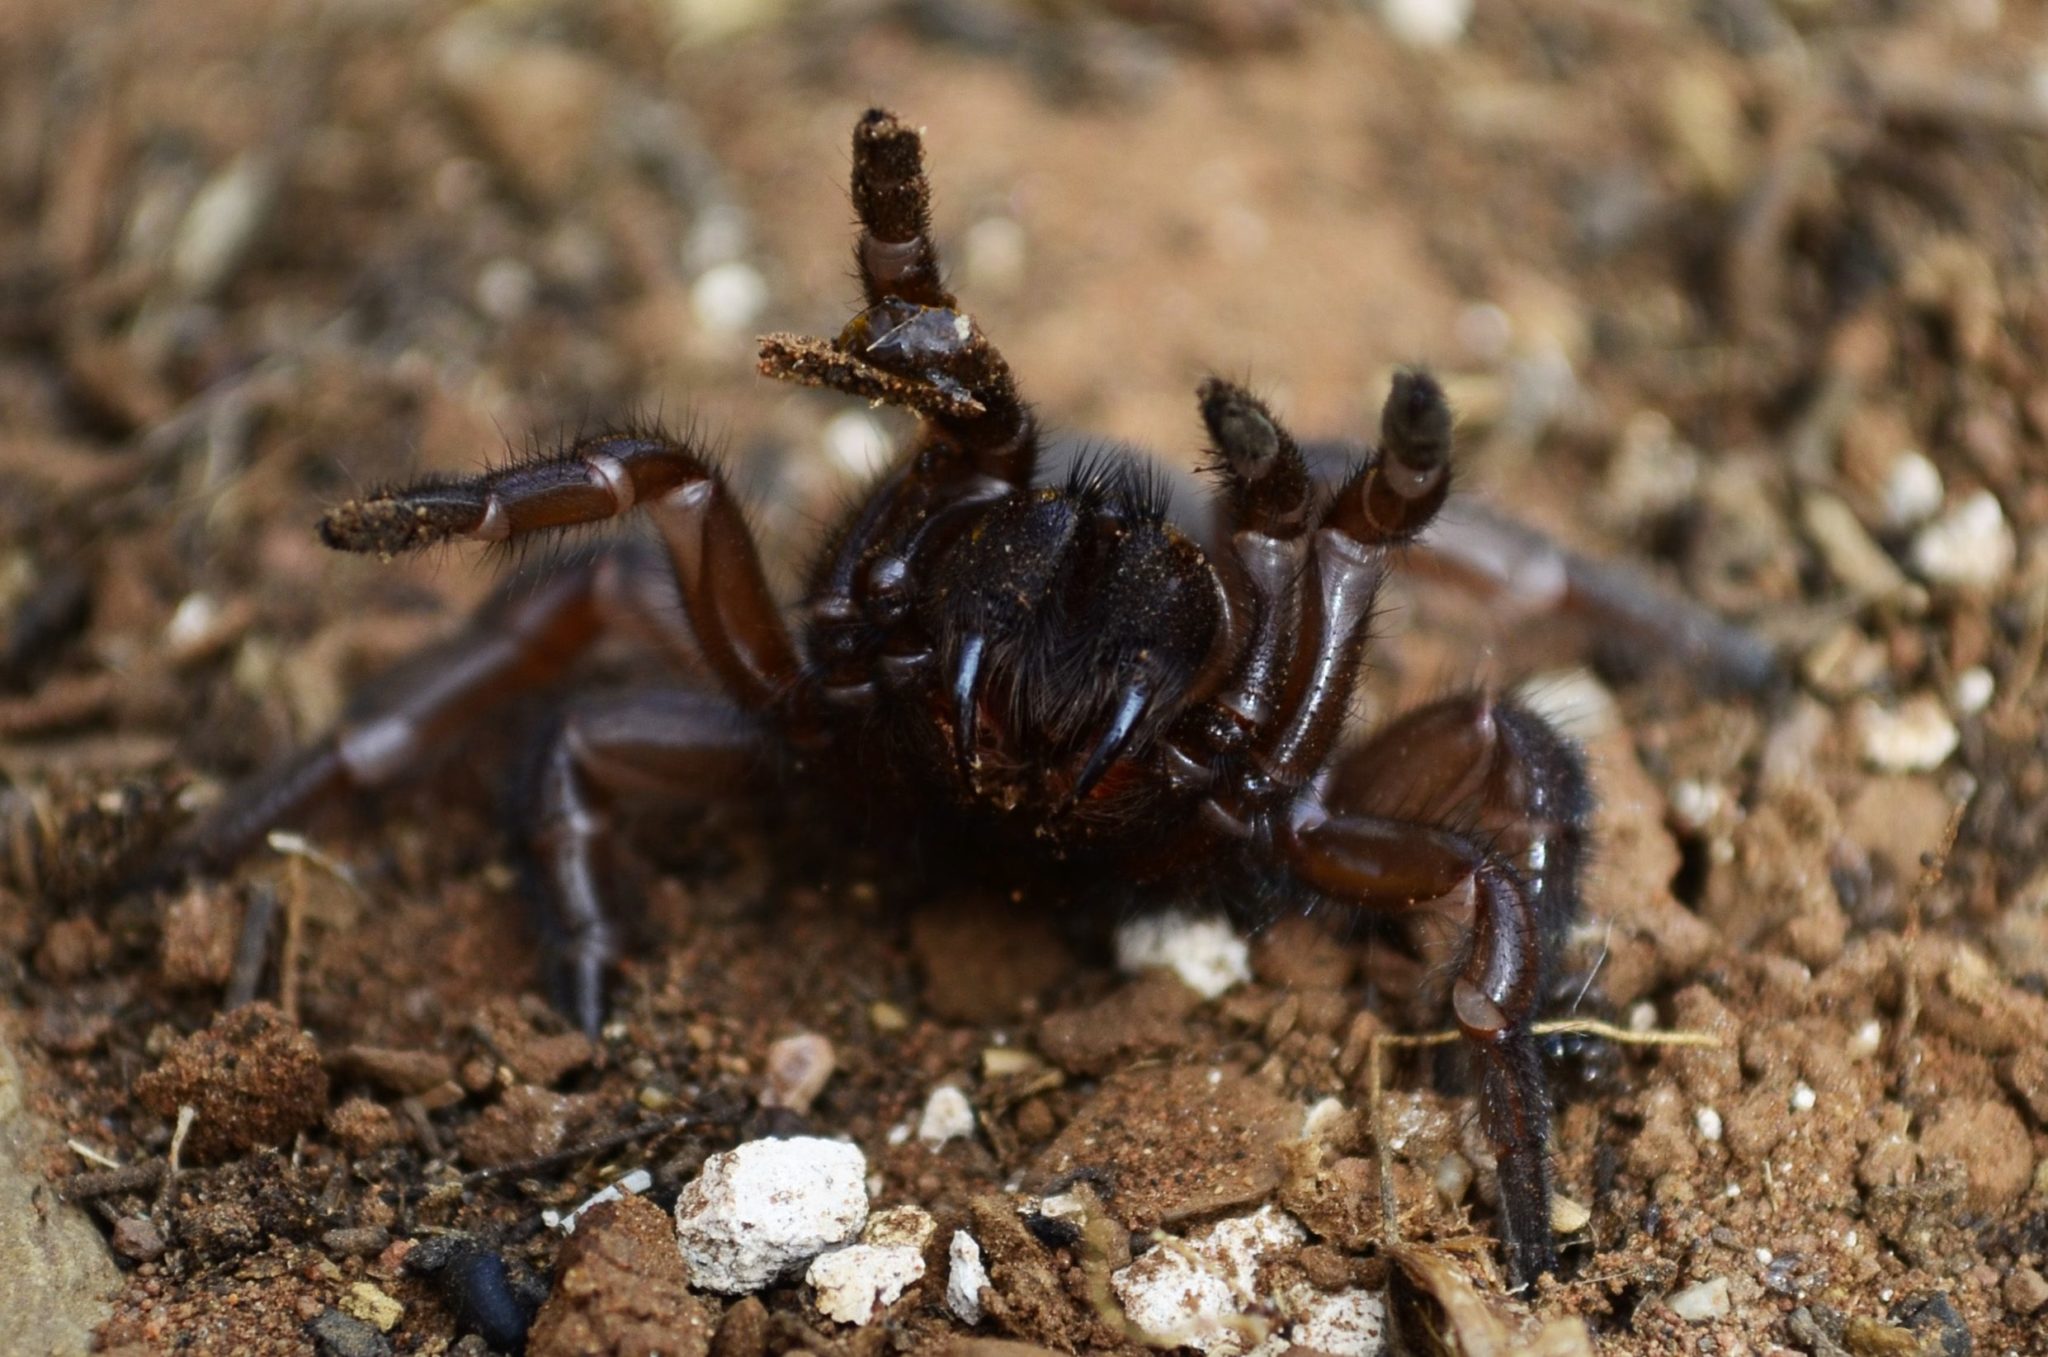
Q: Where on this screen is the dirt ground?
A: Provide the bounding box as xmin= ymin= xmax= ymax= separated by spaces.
xmin=4 ymin=2 xmax=2048 ymax=1355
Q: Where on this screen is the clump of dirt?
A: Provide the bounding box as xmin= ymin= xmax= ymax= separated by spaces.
xmin=132 ymin=1003 xmax=329 ymax=1162
xmin=528 ymin=1196 xmax=715 ymax=1357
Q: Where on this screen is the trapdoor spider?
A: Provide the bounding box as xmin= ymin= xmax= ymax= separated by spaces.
xmin=178 ymin=110 xmax=1595 ymax=1289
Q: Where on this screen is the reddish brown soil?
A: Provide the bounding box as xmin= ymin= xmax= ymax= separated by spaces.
xmin=3 ymin=3 xmax=2048 ymax=1355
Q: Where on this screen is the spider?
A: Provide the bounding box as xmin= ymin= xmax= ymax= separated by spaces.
xmin=174 ymin=109 xmax=1595 ymax=1290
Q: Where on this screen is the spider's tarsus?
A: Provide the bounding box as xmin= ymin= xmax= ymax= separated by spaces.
xmin=1380 ymin=369 xmax=1453 ymax=478
xmin=319 ymin=492 xmax=470 ymax=555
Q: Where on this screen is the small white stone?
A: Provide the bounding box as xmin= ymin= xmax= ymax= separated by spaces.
xmin=1951 ymin=666 xmax=1995 ymax=716
xmin=1856 ymin=694 xmax=1960 ymax=771
xmin=1115 ymin=1243 xmax=1241 ymax=1354
xmin=1910 ymin=489 xmax=2015 ymax=591
xmin=475 ymin=257 xmax=536 ymax=321
xmin=171 ymin=155 xmax=275 ymax=296
xmin=674 ymin=1137 xmax=868 ymax=1293
xmin=690 ymin=260 xmax=768 ymax=336
xmin=1695 ymin=1107 xmax=1724 ymax=1143
xmin=1378 ymin=0 xmax=1472 ymax=48
xmin=1114 ymin=911 xmax=1250 ymax=1000
xmin=1288 ymin=1288 xmax=1387 ymax=1356
xmin=1847 ymin=1019 xmax=1883 ymax=1059
xmin=1667 ymin=779 xmax=1726 ymax=833
xmin=947 ymin=1230 xmax=989 ymax=1325
xmin=1628 ymin=1001 xmax=1659 ymax=1034
xmin=917 ymin=1086 xmax=976 ymax=1145
xmin=1433 ymin=1151 xmax=1474 ymax=1207
xmin=1302 ymin=1097 xmax=1348 ymax=1141
xmin=1664 ymin=1275 xmax=1732 ymax=1321
xmin=1881 ymin=450 xmax=1944 ymax=528
xmin=1790 ymin=1082 xmax=1816 ymax=1113
xmin=1111 ymin=1207 xmax=1306 ymax=1355
xmin=807 ymin=1241 xmax=925 ymax=1325
xmin=165 ymin=593 xmax=222 ymax=651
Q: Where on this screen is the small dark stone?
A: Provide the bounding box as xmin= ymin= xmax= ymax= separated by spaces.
xmin=307 ymin=1309 xmax=394 ymax=1357
xmin=1887 ymin=1292 xmax=1972 ymax=1357
xmin=407 ymin=1235 xmax=543 ymax=1354
xmin=111 ymin=1216 xmax=165 ymax=1262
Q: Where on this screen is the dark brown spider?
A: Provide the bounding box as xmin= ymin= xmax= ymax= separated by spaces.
xmin=175 ymin=110 xmax=1596 ymax=1289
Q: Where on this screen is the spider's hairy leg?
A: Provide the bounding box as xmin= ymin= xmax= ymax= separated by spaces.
xmin=1163 ymin=380 xmax=1317 ymax=801
xmin=850 ymin=107 xmax=953 ymax=310
xmin=522 ymin=688 xmax=761 ymax=1035
xmin=1413 ymin=504 xmax=1784 ymax=695
xmin=321 ymin=430 xmax=800 ymax=711
xmin=759 ymin=109 xmax=1036 ymax=485
xmin=169 ymin=562 xmax=605 ymax=872
xmin=1249 ymin=370 xmax=1454 ymax=793
xmin=1279 ymin=805 xmax=1561 ymax=1290
xmin=1328 ymin=691 xmax=1590 ymax=952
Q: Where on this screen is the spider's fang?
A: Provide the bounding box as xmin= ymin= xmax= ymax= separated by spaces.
xmin=951 ymin=634 xmax=988 ymax=778
xmin=1059 ymin=684 xmax=1149 ymax=813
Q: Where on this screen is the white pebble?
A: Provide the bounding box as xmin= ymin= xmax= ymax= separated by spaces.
xmin=916 ymin=1086 xmax=976 ymax=1145
xmin=164 ymin=593 xmax=222 ymax=651
xmin=807 ymin=1242 xmax=925 ymax=1325
xmin=1856 ymin=694 xmax=1960 ymax=771
xmin=475 ymin=257 xmax=536 ymax=321
xmin=1881 ymin=450 xmax=1944 ymax=528
xmin=1790 ymin=1082 xmax=1816 ymax=1113
xmin=690 ymin=260 xmax=768 ymax=336
xmin=1667 ymin=779 xmax=1726 ymax=833
xmin=1910 ymin=490 xmax=2015 ymax=591
xmin=1434 ymin=1151 xmax=1474 ymax=1207
xmin=1628 ymin=1001 xmax=1659 ymax=1034
xmin=1302 ymin=1097 xmax=1348 ymax=1141
xmin=1695 ymin=1107 xmax=1724 ymax=1142
xmin=171 ymin=155 xmax=275 ymax=296
xmin=1847 ymin=1019 xmax=1883 ymax=1059
xmin=1114 ymin=911 xmax=1250 ymax=1000
xmin=1664 ymin=1275 xmax=1732 ymax=1321
xmin=1288 ymin=1288 xmax=1387 ymax=1356
xmin=1951 ymin=666 xmax=1995 ymax=716
xmin=947 ymin=1230 xmax=989 ymax=1325
xmin=674 ymin=1137 xmax=868 ymax=1293
xmin=1378 ymin=0 xmax=1472 ymax=48
xmin=1111 ymin=1207 xmax=1305 ymax=1355
xmin=806 ymin=1205 xmax=934 ymax=1325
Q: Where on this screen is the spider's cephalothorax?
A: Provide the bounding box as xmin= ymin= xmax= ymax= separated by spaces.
xmin=179 ymin=110 xmax=1591 ymax=1290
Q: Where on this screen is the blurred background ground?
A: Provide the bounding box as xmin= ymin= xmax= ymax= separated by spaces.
xmin=3 ymin=1 xmax=2048 ymax=1354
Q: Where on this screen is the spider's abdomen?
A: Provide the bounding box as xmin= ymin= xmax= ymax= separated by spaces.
xmin=903 ymin=472 xmax=1226 ymax=836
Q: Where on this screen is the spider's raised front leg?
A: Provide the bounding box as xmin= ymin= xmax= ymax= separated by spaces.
xmin=320 ymin=429 xmax=801 ymax=711
xmin=1298 ymin=691 xmax=1591 ymax=1290
xmin=522 ymin=688 xmax=762 ymax=1035
xmin=759 ymin=108 xmax=1042 ymax=712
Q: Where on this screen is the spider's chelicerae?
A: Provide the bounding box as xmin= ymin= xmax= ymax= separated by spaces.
xmin=181 ymin=110 xmax=1595 ymax=1289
